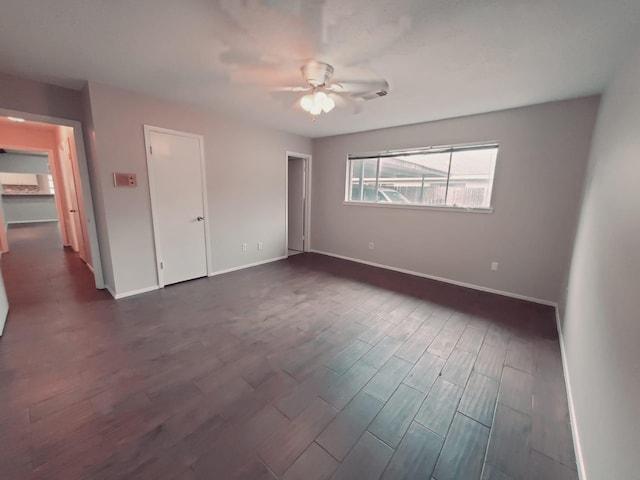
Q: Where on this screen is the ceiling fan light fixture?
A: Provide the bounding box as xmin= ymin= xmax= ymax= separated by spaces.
xmin=315 ymin=91 xmax=327 ymax=102
xmin=281 ymin=60 xmax=390 ymax=117
xmin=309 ymin=103 xmax=322 ymax=116
xmin=321 ymin=94 xmax=335 ymax=113
xmin=300 ymin=90 xmax=335 ymax=116
xmin=300 ymin=94 xmax=315 ymax=112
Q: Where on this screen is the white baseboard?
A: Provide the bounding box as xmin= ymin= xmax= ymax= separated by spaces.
xmin=555 ymin=307 xmax=587 ymax=480
xmin=107 ymin=285 xmax=159 ymax=299
xmin=208 ymin=256 xmax=287 ymax=277
xmin=310 ymin=249 xmax=557 ymax=307
xmin=107 ymin=257 xmax=288 ymax=299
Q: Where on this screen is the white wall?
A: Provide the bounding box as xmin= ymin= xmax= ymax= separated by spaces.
xmin=86 ymin=82 xmax=312 ymax=296
xmin=0 ymin=71 xmax=83 ymax=121
xmin=311 ymin=97 xmax=599 ymax=303
xmin=559 ymin=44 xmax=640 ymax=480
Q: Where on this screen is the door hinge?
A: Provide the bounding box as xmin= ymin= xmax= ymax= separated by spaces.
xmin=160 ymin=261 xmax=163 ymax=269
xmin=149 ymin=145 xmax=153 ymax=155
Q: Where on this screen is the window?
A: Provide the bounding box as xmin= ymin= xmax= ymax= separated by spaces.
xmin=345 ymin=142 xmax=498 ymax=210
xmin=48 ymin=174 xmax=55 ymax=194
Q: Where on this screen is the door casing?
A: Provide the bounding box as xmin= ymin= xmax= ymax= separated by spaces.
xmin=0 ymin=108 xmax=105 ymax=289
xmin=285 ymin=151 xmax=312 ymax=255
xmin=62 ymin=131 xmax=90 ymax=263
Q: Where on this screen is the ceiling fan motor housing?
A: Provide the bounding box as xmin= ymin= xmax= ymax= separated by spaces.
xmin=302 ymin=61 xmax=334 ymax=87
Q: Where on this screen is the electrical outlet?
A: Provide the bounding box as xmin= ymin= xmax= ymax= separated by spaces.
xmin=242 ymin=243 xmax=247 ymax=252
xmin=491 ymin=261 xmax=499 ymax=271
xmin=369 ymin=242 xmax=375 ymax=250
xmin=257 ymin=242 xmax=263 ymax=250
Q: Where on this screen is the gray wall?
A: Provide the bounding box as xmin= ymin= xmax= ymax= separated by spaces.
xmin=3 ymin=195 xmax=57 ymax=224
xmin=0 ymin=72 xmax=83 ymax=121
xmin=0 ymin=153 xmax=57 ymax=224
xmin=311 ymin=97 xmax=599 ymax=303
xmin=559 ymin=45 xmax=640 ymax=480
xmin=86 ymin=82 xmax=312 ymax=296
xmin=0 ymin=152 xmax=49 ymax=174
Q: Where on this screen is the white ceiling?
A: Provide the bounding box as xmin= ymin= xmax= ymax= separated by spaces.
xmin=0 ymin=0 xmax=639 ymax=138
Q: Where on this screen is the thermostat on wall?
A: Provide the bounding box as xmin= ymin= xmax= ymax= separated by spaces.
xmin=113 ymin=172 xmax=137 ymax=187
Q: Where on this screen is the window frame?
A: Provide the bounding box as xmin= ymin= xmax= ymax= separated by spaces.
xmin=343 ymin=141 xmax=499 ymax=213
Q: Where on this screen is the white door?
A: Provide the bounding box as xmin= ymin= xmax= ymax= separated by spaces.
xmin=59 ymin=141 xmax=80 ymax=252
xmin=288 ymin=157 xmax=305 ymax=252
xmin=59 ymin=138 xmax=86 ymax=260
xmin=147 ymin=129 xmax=209 ymax=286
xmin=65 ymin=135 xmax=91 ymax=264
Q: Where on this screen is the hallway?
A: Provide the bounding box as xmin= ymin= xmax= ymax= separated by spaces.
xmin=0 ymin=222 xmax=112 ymax=478
xmin=0 ymin=223 xmax=578 ymax=480
xmin=2 ymin=222 xmax=101 ymax=310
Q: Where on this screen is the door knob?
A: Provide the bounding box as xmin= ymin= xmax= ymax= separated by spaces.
xmin=196 ymin=216 xmax=204 ymax=221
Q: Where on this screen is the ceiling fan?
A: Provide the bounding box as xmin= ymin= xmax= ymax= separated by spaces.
xmin=276 ymin=61 xmax=389 ymax=116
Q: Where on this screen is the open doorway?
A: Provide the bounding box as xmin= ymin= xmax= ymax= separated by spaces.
xmin=0 ymin=111 xmax=103 ymax=288
xmin=0 ymin=149 xmax=58 ymax=249
xmin=286 ymin=151 xmax=311 ymax=256
xmin=0 ymin=118 xmax=89 ymax=257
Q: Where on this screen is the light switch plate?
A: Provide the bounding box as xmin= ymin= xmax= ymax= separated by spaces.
xmin=113 ymin=172 xmax=137 ymax=187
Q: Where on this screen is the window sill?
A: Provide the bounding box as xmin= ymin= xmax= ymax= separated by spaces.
xmin=343 ymin=201 xmax=494 ymax=214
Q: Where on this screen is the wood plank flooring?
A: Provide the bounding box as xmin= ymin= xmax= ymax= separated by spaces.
xmin=0 ymin=223 xmax=578 ymax=479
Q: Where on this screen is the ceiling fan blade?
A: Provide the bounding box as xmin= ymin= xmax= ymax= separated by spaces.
xmin=330 ymin=79 xmax=389 ymax=93
xmin=271 ymin=85 xmax=311 ymax=92
xmin=330 ymin=93 xmax=364 ymax=114
xmin=270 ymin=89 xmax=305 ymax=106
xmin=228 ymin=64 xmax=302 ymax=87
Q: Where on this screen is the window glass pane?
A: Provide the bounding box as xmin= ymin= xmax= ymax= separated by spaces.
xmin=346 ymin=144 xmax=498 ymax=209
xmin=446 ymin=147 xmax=497 ymax=207
xmin=377 ymin=153 xmax=449 ymax=205
xmin=48 ymin=174 xmax=55 ymax=194
xmin=348 ymin=158 xmax=378 ymax=202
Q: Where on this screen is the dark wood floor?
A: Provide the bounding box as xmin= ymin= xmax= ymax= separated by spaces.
xmin=0 ymin=223 xmax=578 ymax=480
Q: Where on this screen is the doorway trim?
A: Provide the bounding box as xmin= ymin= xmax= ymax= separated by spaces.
xmin=285 ymin=151 xmax=312 ymax=255
xmin=0 ymin=107 xmax=105 ymax=289
xmin=143 ymin=125 xmax=212 ymax=288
